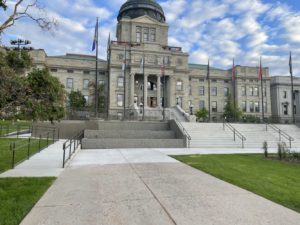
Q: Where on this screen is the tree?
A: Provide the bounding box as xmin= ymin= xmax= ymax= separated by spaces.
xmin=24 ymin=68 xmax=65 ymax=122
xmin=0 ymin=67 xmax=27 ymax=118
xmin=68 ymin=90 xmax=86 ymax=109
xmin=196 ymin=108 xmax=209 ymax=122
xmin=5 ymin=49 xmax=32 ymax=74
xmin=0 ymin=0 xmax=57 ymax=34
xmin=223 ymin=94 xmax=243 ymax=121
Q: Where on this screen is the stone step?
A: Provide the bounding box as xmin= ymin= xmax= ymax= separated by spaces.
xmin=98 ymin=121 xmax=169 ymax=131
xmin=81 ymin=138 xmax=185 ymax=149
xmin=84 ymin=130 xmax=176 ymax=139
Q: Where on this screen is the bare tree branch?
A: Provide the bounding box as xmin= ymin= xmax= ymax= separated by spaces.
xmin=0 ymin=0 xmax=57 ymax=34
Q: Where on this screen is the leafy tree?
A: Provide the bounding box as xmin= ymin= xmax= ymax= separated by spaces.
xmin=5 ymin=49 xmax=32 ymax=74
xmin=68 ymin=90 xmax=86 ymax=109
xmin=0 ymin=0 xmax=57 ymax=34
xmin=0 ymin=67 xmax=27 ymax=117
xmin=223 ymin=94 xmax=243 ymax=121
xmin=196 ymin=108 xmax=208 ymax=122
xmin=24 ymin=68 xmax=65 ymax=122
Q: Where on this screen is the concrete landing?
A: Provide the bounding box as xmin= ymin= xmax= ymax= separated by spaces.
xmin=0 ymin=140 xmax=65 ymax=177
xmin=20 ymin=149 xmax=300 ymax=225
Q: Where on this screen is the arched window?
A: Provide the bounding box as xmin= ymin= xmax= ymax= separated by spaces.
xmin=176 ymin=80 xmax=183 ymax=91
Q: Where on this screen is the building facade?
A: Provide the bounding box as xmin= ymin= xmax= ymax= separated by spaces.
xmin=28 ymin=0 xmax=279 ymax=121
xmin=271 ymin=76 xmax=300 ymax=123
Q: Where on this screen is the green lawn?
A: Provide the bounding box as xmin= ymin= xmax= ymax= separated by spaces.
xmin=0 ymin=138 xmax=53 ymax=173
xmin=0 ymin=121 xmax=32 ymax=136
xmin=0 ymin=177 xmax=55 ymax=225
xmin=173 ymin=154 xmax=300 ymax=213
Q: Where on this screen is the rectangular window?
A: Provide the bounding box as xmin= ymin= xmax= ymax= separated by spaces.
xmin=283 ymin=104 xmax=288 ymax=115
xmin=136 ymin=26 xmax=141 ymax=42
xmin=263 ymin=87 xmax=267 ymax=97
xmin=117 ymin=94 xmax=124 ymax=107
xmin=143 ymin=28 xmax=149 ymax=41
xmin=250 ymin=102 xmax=254 ymax=112
xmin=176 ymin=81 xmax=183 ymax=91
xmin=199 ymin=100 xmax=205 ymax=110
xmin=83 ymin=71 xmax=90 ymax=74
xmin=224 ymin=87 xmax=229 ymax=96
xmin=212 ymin=87 xmax=217 ymax=96
xmin=254 ymin=87 xmax=259 ymax=96
xmin=199 ymin=86 xmax=205 ymax=96
xmin=212 ymin=101 xmax=217 ymax=112
xmin=99 ymin=80 xmax=105 ymax=86
xmin=255 ymin=102 xmax=259 ymax=112
xmin=66 ymin=78 xmax=73 ymax=89
xmin=242 ymin=86 xmax=246 ymax=96
xmin=212 ymin=79 xmax=217 ymax=83
xmin=67 ymin=69 xmax=74 ymax=73
xmin=117 ymin=77 xmax=124 ymax=88
xmin=83 ymin=79 xmax=89 ymax=89
xmin=50 ymin=68 xmax=58 ymax=72
xmin=283 ymin=91 xmax=287 ymax=99
xmin=150 ymin=28 xmax=156 ymax=42
xmin=199 ymin=79 xmax=205 ymax=82
xmin=249 ymin=87 xmax=254 ymax=96
xmin=241 ymin=101 xmax=247 ymax=112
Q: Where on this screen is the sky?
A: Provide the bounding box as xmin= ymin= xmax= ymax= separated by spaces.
xmin=1 ymin=0 xmax=300 ymax=76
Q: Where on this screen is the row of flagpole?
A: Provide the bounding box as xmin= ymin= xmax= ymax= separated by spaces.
xmin=207 ymin=53 xmax=295 ymax=123
xmin=92 ymin=18 xmax=296 ymax=123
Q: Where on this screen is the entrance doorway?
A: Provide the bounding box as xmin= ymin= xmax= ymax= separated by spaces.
xmin=149 ymin=97 xmax=157 ymax=108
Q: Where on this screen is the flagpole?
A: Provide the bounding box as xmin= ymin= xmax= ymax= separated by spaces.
xmin=106 ymin=33 xmax=111 ymax=118
xmin=207 ymin=59 xmax=211 ymax=122
xmin=260 ymin=57 xmax=265 ymax=122
xmin=232 ymin=59 xmax=236 ymax=122
xmin=162 ymin=58 xmax=165 ymax=121
xmin=290 ymin=52 xmax=295 ymax=124
xmin=123 ymin=47 xmax=127 ymax=120
xmin=95 ymin=17 xmax=99 ymax=118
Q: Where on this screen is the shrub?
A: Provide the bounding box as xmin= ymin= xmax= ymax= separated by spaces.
xmin=263 ymin=141 xmax=268 ymax=158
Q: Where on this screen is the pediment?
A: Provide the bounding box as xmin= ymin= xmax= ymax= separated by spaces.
xmin=131 ymin=15 xmax=164 ymax=25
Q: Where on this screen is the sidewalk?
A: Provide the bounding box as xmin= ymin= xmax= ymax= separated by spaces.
xmin=0 ymin=140 xmax=65 ymax=177
xmin=20 ymin=149 xmax=300 ymax=225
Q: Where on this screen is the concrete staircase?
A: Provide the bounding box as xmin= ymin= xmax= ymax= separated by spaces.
xmin=81 ymin=121 xmax=185 ymax=149
xmin=182 ymin=122 xmax=300 ymax=150
xmin=182 ymin=122 xmax=242 ymax=148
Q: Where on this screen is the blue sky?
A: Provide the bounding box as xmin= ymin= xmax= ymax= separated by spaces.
xmin=1 ymin=0 xmax=300 ymax=76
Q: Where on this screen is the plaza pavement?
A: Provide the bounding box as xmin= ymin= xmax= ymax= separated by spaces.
xmin=17 ymin=148 xmax=300 ymax=225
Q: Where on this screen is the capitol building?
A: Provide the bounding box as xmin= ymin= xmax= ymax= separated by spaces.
xmin=29 ymin=0 xmax=300 ymax=122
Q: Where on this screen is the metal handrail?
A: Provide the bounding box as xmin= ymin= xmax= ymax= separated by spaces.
xmin=10 ymin=129 xmax=56 ymax=169
xmin=0 ymin=124 xmax=32 ymax=137
xmin=265 ymin=123 xmax=294 ymax=148
xmin=62 ymin=130 xmax=84 ymax=168
xmin=223 ymin=120 xmax=246 ymax=148
xmin=171 ymin=112 xmax=191 ymax=148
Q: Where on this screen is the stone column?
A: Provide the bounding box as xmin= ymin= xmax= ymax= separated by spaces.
xmin=157 ymin=75 xmax=161 ymax=108
xmin=130 ymin=73 xmax=135 ymax=106
xmin=144 ymin=74 xmax=148 ymax=108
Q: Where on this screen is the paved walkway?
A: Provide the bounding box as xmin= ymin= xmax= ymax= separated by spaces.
xmin=20 ymin=149 xmax=300 ymax=225
xmin=0 ymin=140 xmax=65 ymax=177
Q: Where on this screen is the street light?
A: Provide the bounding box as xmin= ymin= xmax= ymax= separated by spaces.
xmin=10 ymin=39 xmax=31 ymax=49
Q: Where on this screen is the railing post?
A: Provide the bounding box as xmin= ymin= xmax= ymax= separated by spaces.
xmin=62 ymin=143 xmax=66 ymax=168
xmin=39 ymin=135 xmax=41 ymax=152
xmin=17 ymin=124 xmax=19 ymax=138
xmin=234 ymin=129 xmax=236 ymax=141
xmin=289 ymin=138 xmax=292 ymax=149
xmin=6 ymin=124 xmax=9 ymax=136
xmin=69 ymin=141 xmax=72 ymax=159
xmin=52 ymin=129 xmax=55 ymax=142
xmin=47 ymin=133 xmax=49 ymax=147
xmin=27 ymin=138 xmax=31 ymax=159
xmin=73 ymin=138 xmax=76 ymax=153
xmin=11 ymin=143 xmax=16 ymax=169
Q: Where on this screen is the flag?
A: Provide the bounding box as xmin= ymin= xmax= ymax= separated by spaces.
xmin=207 ymin=59 xmax=210 ymax=80
xmin=259 ymin=57 xmax=263 ymax=80
xmin=289 ymin=51 xmax=293 ymax=75
xmin=92 ymin=20 xmax=98 ymax=51
xmin=232 ymin=59 xmax=235 ymax=81
xmin=122 ymin=48 xmax=126 ymax=71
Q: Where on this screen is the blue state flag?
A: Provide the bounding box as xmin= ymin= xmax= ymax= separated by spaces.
xmin=92 ymin=21 xmax=98 ymax=51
